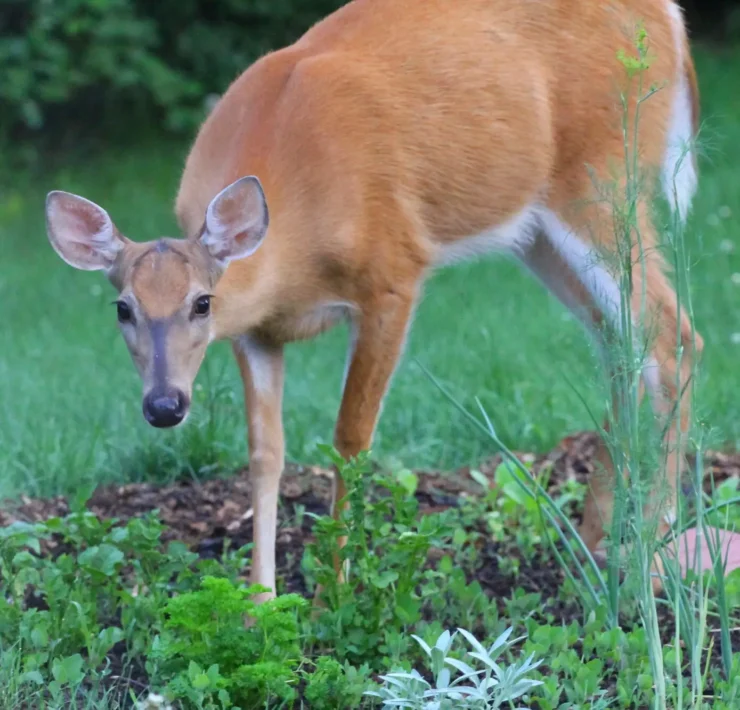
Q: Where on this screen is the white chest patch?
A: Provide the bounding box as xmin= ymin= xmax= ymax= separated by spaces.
xmin=234 ymin=334 xmax=278 ymax=395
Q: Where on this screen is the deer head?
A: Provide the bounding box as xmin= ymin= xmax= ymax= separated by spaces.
xmin=44 ymin=176 xmax=269 ymax=428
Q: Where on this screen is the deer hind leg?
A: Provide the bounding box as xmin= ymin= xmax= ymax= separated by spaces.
xmin=524 ymin=205 xmax=701 ymax=578
xmin=617 ymin=231 xmax=701 ymax=590
xmin=635 ymin=249 xmax=702 ymax=541
xmin=521 ymin=218 xmax=627 ymax=554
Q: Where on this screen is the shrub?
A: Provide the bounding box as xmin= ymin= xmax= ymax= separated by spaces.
xmin=1 ymin=0 xmax=347 ymax=136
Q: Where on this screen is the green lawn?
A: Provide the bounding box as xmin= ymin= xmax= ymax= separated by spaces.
xmin=1 ymin=47 xmax=739 ymax=500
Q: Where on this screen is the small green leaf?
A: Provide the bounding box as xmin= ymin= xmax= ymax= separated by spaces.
xmin=396 ymin=468 xmax=418 ymax=496
xmin=48 ymin=680 xmax=62 ymax=700
xmin=394 ymin=593 xmax=421 ymax=624
xmin=12 ymin=551 xmax=36 ymax=568
xmin=370 ymin=570 xmax=399 ymax=589
xmin=453 ymin=527 xmax=467 ymax=546
xmin=188 ymin=660 xmax=203 ymax=680
xmin=470 ymin=469 xmax=489 ymax=491
xmin=51 ymin=654 xmax=84 ymax=685
xmin=192 ymin=671 xmax=211 ymax=690
xmin=31 ymin=626 xmax=49 ymax=649
xmin=109 ymin=526 xmax=129 ymax=543
xmin=21 ymin=670 xmax=44 ymax=686
xmin=70 ymin=484 xmax=95 ymax=513
xmin=439 ymin=555 xmax=454 ymax=574
xmin=78 ymin=543 xmax=124 ymax=576
xmin=494 ymin=464 xmax=530 ymax=507
xmin=97 ymin=626 xmax=124 ymax=652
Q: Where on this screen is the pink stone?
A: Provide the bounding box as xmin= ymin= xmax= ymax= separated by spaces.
xmin=666 ymin=527 xmax=740 ymax=577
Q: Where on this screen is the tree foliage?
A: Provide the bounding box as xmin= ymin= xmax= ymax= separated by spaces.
xmin=0 ymin=0 xmax=736 ymax=138
xmin=1 ymin=0 xmax=346 ymax=134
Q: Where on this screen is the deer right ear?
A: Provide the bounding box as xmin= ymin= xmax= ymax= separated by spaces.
xmin=45 ymin=191 xmax=126 ymax=271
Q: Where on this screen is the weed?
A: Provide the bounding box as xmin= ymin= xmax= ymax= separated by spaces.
xmin=148 ymin=576 xmax=307 ymax=707
xmin=306 ymin=448 xmax=459 ymax=669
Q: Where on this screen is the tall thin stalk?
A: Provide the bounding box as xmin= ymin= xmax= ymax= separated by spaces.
xmin=422 ymin=23 xmax=734 ymax=709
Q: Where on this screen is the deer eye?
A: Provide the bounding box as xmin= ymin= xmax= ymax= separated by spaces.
xmin=116 ymin=301 xmax=133 ymax=323
xmin=193 ymin=295 xmax=211 ymax=317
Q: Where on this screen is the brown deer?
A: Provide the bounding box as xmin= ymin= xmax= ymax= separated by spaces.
xmin=45 ymin=0 xmax=702 ymax=601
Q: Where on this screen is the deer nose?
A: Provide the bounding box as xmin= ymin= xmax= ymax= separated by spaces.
xmin=143 ymin=388 xmax=188 ymax=428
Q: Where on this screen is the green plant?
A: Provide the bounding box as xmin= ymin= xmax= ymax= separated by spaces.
xmin=366 ymin=626 xmax=542 ymax=709
xmin=306 ymin=448 xmax=458 ymax=668
xmin=415 ymin=23 xmax=740 ymax=710
xmin=303 ymin=656 xmax=372 ymax=709
xmin=1 ymin=0 xmax=349 ymax=138
xmin=469 ymin=462 xmax=587 ymax=569
xmin=0 ymin=493 xmax=255 ymax=704
xmin=148 ymin=576 xmax=307 ymax=707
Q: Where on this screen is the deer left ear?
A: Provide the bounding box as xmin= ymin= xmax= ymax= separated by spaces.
xmin=199 ymin=176 xmax=269 ymax=264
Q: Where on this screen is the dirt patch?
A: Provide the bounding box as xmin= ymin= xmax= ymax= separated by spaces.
xmin=3 ymin=431 xmax=737 ymax=540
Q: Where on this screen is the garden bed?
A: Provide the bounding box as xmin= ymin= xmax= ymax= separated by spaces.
xmin=5 ymin=431 xmax=739 ymax=549
xmin=2 ymin=431 xmax=740 ymax=708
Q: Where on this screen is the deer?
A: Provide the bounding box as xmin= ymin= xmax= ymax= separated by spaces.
xmin=45 ymin=0 xmax=702 ymax=602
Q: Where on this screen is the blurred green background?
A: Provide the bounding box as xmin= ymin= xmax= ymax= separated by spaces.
xmin=1 ymin=1 xmax=739 ymax=499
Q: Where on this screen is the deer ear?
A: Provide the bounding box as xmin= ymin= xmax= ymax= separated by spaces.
xmin=45 ymin=191 xmax=125 ymax=271
xmin=199 ymin=176 xmax=269 ymax=264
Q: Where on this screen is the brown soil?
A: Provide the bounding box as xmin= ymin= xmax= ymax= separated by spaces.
xmin=5 ymin=431 xmax=739 ymax=541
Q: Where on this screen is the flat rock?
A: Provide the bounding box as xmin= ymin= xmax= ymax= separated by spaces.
xmin=668 ymin=526 xmax=740 ymax=577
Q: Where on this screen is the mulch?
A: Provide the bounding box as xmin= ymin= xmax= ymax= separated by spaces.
xmin=3 ymin=431 xmax=738 ymax=544
xmin=2 ymin=431 xmax=740 ymax=706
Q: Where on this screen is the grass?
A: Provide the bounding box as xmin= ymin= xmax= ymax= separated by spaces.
xmin=1 ymin=45 xmax=740 ymax=500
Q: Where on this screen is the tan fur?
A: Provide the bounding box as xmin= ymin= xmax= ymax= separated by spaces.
xmin=130 ymin=247 xmax=191 ymax=319
xmin=49 ymin=0 xmax=703 ymax=599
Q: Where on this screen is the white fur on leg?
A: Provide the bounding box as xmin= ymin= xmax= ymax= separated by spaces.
xmin=535 ymin=208 xmax=623 ymax=330
xmin=663 ymin=1 xmax=698 ymax=222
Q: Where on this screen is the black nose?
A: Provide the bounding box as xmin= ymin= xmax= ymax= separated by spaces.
xmin=143 ymin=389 xmax=188 ymax=428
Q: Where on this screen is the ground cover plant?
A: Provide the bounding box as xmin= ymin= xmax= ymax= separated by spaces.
xmin=2 ymin=21 xmax=740 ymax=710
xmin=1 ymin=446 xmax=740 ymax=708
